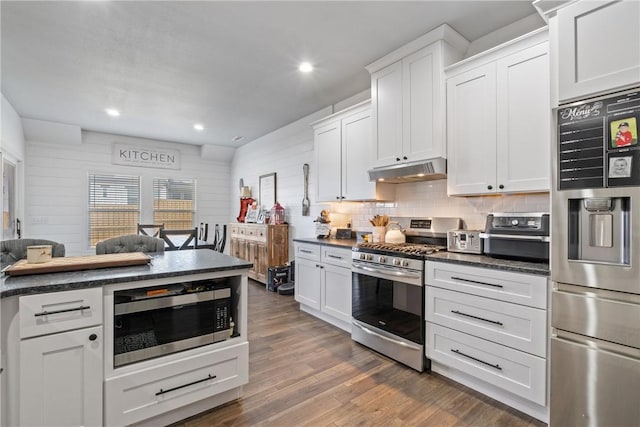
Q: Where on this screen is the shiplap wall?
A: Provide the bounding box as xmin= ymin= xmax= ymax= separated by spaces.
xmin=25 ymin=131 xmax=231 ymax=255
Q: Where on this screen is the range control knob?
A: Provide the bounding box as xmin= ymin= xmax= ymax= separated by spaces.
xmin=401 ymin=260 xmax=410 ymax=267
xmin=393 ymin=259 xmax=401 ymax=266
xmin=366 ymin=254 xmax=373 ymax=261
xmin=378 ymin=256 xmax=387 ymax=264
xmin=511 ymin=219 xmax=519 ymax=226
xmin=360 ymin=253 xmax=366 ymax=260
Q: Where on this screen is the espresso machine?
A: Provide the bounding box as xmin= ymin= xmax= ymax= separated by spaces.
xmin=550 ymin=89 xmax=640 ymax=426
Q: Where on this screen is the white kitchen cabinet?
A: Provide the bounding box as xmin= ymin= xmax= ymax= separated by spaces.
xmin=367 ymin=25 xmax=468 ymax=168
xmin=295 ymin=256 xmax=322 ymax=310
xmin=556 ymin=0 xmax=640 ymax=102
xmin=20 ymin=325 xmax=103 ymax=426
xmin=425 ymin=260 xmax=549 ymax=419
xmin=105 ymin=342 xmax=248 ymax=427
xmin=295 ymin=242 xmax=352 ymax=331
xmin=447 ymin=29 xmax=550 ymax=196
xmin=314 ymin=101 xmax=393 ymax=202
xmin=16 ymin=288 xmax=104 ymax=427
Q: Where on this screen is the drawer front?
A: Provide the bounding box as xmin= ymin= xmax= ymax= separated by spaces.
xmin=426 ymin=286 xmax=546 ymax=357
xmin=295 ymin=243 xmax=321 ymax=262
xmin=20 ymin=287 xmax=103 ymax=339
xmin=321 ymin=246 xmax=352 ymax=268
xmin=426 ymin=261 xmax=547 ymax=309
xmin=230 ymin=225 xmax=242 ymax=237
xmin=105 ymin=342 xmax=248 ymax=427
xmin=244 ymin=225 xmax=267 ymax=243
xmin=426 ymin=323 xmax=546 ymax=405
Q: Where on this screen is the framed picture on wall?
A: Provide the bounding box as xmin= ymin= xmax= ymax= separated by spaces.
xmin=259 ymin=172 xmax=276 ymax=208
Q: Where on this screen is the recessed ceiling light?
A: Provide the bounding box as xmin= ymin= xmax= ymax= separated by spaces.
xmin=298 ymin=62 xmax=313 ymax=73
xmin=193 ymin=123 xmax=204 ymax=131
xmin=105 ymin=108 xmax=120 ymax=117
xmin=232 ymin=135 xmax=244 ymax=142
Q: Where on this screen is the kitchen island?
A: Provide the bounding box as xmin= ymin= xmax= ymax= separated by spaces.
xmin=0 ymin=249 xmax=252 ymax=427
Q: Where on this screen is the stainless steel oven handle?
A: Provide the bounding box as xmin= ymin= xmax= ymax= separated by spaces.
xmin=352 ymin=321 xmax=421 ymax=351
xmin=352 ymin=263 xmax=421 ymax=279
xmin=479 ymin=233 xmax=550 ymax=242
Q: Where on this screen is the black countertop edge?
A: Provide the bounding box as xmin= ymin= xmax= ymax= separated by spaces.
xmin=293 ymin=237 xmax=357 ymax=249
xmin=424 ymin=252 xmax=549 ymax=276
xmin=1 ymin=250 xmax=253 ymax=299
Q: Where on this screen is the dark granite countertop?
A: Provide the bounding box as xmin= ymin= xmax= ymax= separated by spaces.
xmin=1 ymin=250 xmax=253 ymax=298
xmin=425 ymin=252 xmax=549 ymax=276
xmin=293 ymin=237 xmax=357 ymax=249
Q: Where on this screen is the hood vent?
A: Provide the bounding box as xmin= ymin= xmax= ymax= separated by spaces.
xmin=368 ymin=158 xmax=447 ymax=183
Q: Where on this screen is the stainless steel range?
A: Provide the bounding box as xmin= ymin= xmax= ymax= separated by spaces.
xmin=351 ymin=217 xmax=461 ymax=371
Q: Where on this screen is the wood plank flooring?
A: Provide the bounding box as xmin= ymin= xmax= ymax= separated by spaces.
xmin=173 ymin=280 xmax=546 ymax=427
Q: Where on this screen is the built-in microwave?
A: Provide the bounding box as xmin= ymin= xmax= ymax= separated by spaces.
xmin=113 ymin=278 xmax=234 ymax=367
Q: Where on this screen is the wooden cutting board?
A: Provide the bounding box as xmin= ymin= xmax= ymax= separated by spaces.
xmin=3 ymin=252 xmax=151 ymax=276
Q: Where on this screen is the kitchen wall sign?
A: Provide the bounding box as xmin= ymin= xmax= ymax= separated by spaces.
xmin=259 ymin=172 xmax=276 ymax=208
xmin=112 ymin=143 xmax=181 ymax=170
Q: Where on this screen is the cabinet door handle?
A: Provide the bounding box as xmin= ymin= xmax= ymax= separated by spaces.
xmin=450 ymin=276 xmax=503 ymax=289
xmin=451 ymin=310 xmax=503 ymax=326
xmin=396 ymin=157 xmax=401 ymax=162
xmin=34 ymin=305 xmax=91 ymax=317
xmin=451 ymin=349 xmax=502 ymax=371
xmin=487 ymin=185 xmax=493 ymax=190
xmin=89 ymin=333 xmax=98 ymax=341
xmin=403 ymin=156 xmax=408 ymax=160
xmin=498 ymin=184 xmax=504 ymax=190
xmin=155 ymin=374 xmax=216 ymax=396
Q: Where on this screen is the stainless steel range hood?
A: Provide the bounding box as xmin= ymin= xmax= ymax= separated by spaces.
xmin=368 ymin=158 xmax=447 ymax=183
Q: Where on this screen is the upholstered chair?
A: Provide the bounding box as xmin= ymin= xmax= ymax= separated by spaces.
xmin=0 ymin=238 xmax=66 ymax=265
xmin=95 ymin=234 xmax=165 ymax=255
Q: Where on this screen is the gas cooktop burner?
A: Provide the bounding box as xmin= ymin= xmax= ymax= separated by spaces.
xmin=356 ymin=242 xmax=446 ymax=256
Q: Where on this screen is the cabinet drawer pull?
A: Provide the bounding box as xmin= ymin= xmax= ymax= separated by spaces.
xmin=155 ymin=374 xmax=216 ymax=396
xmin=326 ymin=254 xmax=343 ymax=260
xmin=450 ymin=310 xmax=503 ymax=326
xmin=451 ymin=349 xmax=502 ymax=371
xmin=300 ymin=249 xmax=313 ymax=254
xmin=450 ymin=276 xmax=503 ymax=288
xmin=34 ymin=305 xmax=91 ymax=317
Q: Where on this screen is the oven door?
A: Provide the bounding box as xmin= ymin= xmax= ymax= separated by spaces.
xmin=113 ymin=290 xmax=227 ymax=367
xmin=351 ymin=260 xmax=425 ymax=371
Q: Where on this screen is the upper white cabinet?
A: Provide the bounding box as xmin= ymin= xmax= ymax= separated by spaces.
xmin=366 ymin=24 xmax=469 ymax=168
xmin=556 ymin=0 xmax=640 ymax=102
xmin=313 ymin=101 xmax=394 ymax=202
xmin=447 ymin=29 xmax=550 ymax=196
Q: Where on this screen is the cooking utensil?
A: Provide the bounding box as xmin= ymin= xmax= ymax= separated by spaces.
xmin=302 ymin=163 xmax=310 ymax=216
xmin=385 ymin=222 xmax=406 ymax=244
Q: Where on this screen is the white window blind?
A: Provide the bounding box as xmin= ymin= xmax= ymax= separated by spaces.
xmin=88 ymin=174 xmax=140 ymax=246
xmin=153 ymin=178 xmax=195 ymax=230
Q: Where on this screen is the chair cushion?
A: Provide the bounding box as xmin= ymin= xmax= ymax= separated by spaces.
xmin=95 ymin=235 xmax=165 ymax=255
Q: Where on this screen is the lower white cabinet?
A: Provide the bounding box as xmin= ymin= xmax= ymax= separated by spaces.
xmin=425 ymin=260 xmax=549 ymax=419
xmin=427 ymin=323 xmax=546 ymax=405
xmin=295 ymin=243 xmax=352 ymax=331
xmin=20 ymin=325 xmax=103 ymax=426
xmin=16 ymin=288 xmax=104 ymax=427
xmin=105 ymin=342 xmax=248 ymax=426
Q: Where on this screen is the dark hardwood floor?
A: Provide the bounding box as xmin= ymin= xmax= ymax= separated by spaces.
xmin=174 ymin=280 xmax=546 ymax=427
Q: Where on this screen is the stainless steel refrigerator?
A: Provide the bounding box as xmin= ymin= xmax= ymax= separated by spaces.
xmin=551 ymin=88 xmax=640 ymax=426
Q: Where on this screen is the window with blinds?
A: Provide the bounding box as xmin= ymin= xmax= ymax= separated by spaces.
xmin=88 ymin=174 xmax=140 ymax=246
xmin=153 ymin=178 xmax=195 ymax=230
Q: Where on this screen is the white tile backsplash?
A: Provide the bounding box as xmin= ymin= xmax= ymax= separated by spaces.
xmin=339 ymin=180 xmax=549 ymax=231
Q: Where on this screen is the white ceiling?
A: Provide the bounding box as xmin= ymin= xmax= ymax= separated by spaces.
xmin=1 ymin=1 xmax=540 ymax=148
